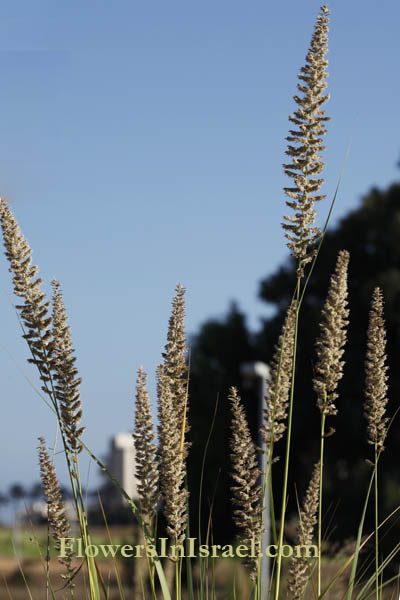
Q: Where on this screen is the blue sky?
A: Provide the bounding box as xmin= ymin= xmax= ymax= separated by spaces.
xmin=0 ymin=0 xmax=399 ymax=510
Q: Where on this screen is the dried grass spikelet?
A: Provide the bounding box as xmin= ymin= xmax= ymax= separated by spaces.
xmin=157 ymin=364 xmax=188 ymax=549
xmin=313 ymin=250 xmax=350 ymax=417
xmin=287 ymin=461 xmax=320 ymax=599
xmin=364 ymin=288 xmax=389 ymax=452
xmin=162 ymin=283 xmax=189 ymax=455
xmin=38 ymin=437 xmax=75 ymax=580
xmin=261 ymin=301 xmax=297 ymax=453
xmin=0 ymin=199 xmax=52 ymax=383
xmin=229 ymin=387 xmax=262 ymax=581
xmin=50 ymin=280 xmax=85 ymax=453
xmin=282 ymin=5 xmax=330 ymax=276
xmin=133 ymin=367 xmax=159 ymax=526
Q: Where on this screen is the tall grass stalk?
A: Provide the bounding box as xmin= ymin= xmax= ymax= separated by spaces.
xmin=313 ymin=249 xmax=350 ymax=594
xmin=274 ymin=4 xmax=331 ymax=595
xmin=273 ymin=276 xmax=301 ymax=600
xmin=364 ymin=288 xmax=389 ymax=600
xmin=260 ymin=291 xmax=298 ymax=596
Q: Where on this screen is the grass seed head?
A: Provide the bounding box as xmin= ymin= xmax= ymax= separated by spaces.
xmin=133 ymin=367 xmax=159 ymax=525
xmin=287 ymin=461 xmax=320 ymax=599
xmin=37 ymin=437 xmax=75 ymax=579
xmin=261 ymin=300 xmax=297 ymax=451
xmin=157 ymin=364 xmax=188 ymax=549
xmin=314 ymin=249 xmax=350 ymax=417
xmin=50 ymin=279 xmax=85 ymax=453
xmin=0 ymin=199 xmax=52 ymax=383
xmin=282 ymin=5 xmax=330 ymax=275
xmin=229 ymin=386 xmax=262 ymax=581
xmin=162 ymin=283 xmax=190 ymax=456
xmin=364 ymin=287 xmax=389 ymax=452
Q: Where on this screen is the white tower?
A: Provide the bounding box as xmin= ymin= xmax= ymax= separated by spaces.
xmin=107 ymin=432 xmax=138 ymax=502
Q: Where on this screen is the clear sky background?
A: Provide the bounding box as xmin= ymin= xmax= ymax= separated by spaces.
xmin=0 ymin=0 xmax=399 ymax=514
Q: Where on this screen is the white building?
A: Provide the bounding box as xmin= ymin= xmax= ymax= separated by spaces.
xmin=106 ymin=432 xmax=138 ymax=502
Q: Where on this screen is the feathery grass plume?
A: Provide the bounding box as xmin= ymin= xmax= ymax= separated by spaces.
xmin=364 ymin=287 xmax=389 ymax=452
xmin=50 ymin=280 xmax=85 ymax=453
xmin=313 ymin=250 xmax=349 ymax=595
xmin=287 ymin=461 xmax=320 ymax=599
xmin=157 ymin=364 xmax=188 ymax=548
xmin=313 ymin=250 xmax=350 ymax=417
xmin=133 ymin=367 xmax=159 ymax=526
xmin=162 ymin=283 xmax=189 ymax=453
xmin=0 ymin=199 xmax=52 ymax=384
xmin=261 ymin=300 xmax=297 ymax=452
xmin=38 ymin=437 xmax=75 ymax=580
xmin=229 ymin=387 xmax=262 ymax=582
xmin=282 ymin=5 xmax=330 ymax=276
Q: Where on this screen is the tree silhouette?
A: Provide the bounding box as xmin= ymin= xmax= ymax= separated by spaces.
xmin=9 ymin=484 xmax=26 ymax=502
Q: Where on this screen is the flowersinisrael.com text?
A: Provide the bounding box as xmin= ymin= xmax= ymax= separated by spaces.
xmin=59 ymin=538 xmax=318 ymax=560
